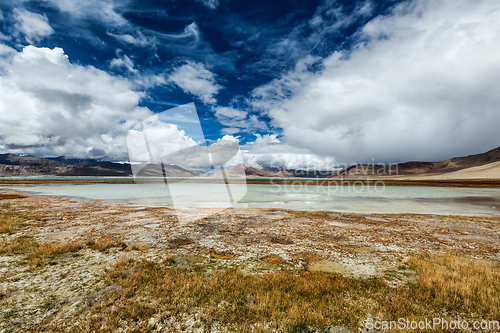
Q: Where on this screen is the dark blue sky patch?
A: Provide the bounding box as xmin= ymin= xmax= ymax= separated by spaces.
xmin=0 ymin=0 xmax=428 ymax=162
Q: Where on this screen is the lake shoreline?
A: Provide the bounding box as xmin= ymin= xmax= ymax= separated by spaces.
xmin=3 ymin=182 xmax=500 ymax=217
xmin=1 ymin=177 xmax=500 ymax=188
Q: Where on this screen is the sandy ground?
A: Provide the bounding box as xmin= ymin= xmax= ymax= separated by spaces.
xmin=410 ymin=160 xmax=500 ymax=180
xmin=372 ymin=160 xmax=500 ymax=181
xmin=1 ymin=189 xmax=500 ymax=331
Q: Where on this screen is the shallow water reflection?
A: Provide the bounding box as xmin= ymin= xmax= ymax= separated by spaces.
xmin=3 ymin=183 xmax=500 ymax=216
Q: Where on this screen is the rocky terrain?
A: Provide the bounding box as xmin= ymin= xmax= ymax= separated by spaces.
xmin=208 ymin=164 xmax=333 ymax=179
xmin=1 ymin=189 xmax=500 ymax=332
xmin=244 ymin=166 xmax=334 ymax=178
xmin=0 ymin=154 xmax=197 ymax=178
xmin=0 ymin=154 xmax=336 ymax=179
xmin=331 ymin=146 xmax=500 ymax=178
xmin=4 ymin=145 xmax=500 ymax=180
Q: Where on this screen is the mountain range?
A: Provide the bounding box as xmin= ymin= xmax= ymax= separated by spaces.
xmin=0 ymin=145 xmax=499 ymax=179
xmin=0 ymin=154 xmax=336 ymax=178
xmin=330 ymin=146 xmax=500 ymax=178
xmin=0 ymin=154 xmax=197 ymax=177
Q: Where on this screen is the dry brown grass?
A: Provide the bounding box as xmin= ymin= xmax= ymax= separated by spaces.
xmin=0 ymin=235 xmax=83 ymax=267
xmin=85 ymin=239 xmax=127 ymax=252
xmin=30 ymin=253 xmax=500 ymax=333
xmin=269 ymin=235 xmax=294 ymax=245
xmin=168 ymin=238 xmax=194 ymax=247
xmin=413 ymin=255 xmax=500 ymax=318
xmin=55 ymin=258 xmax=378 ymax=332
xmin=209 ymin=249 xmax=234 ymax=260
xmin=1 ymin=233 xmax=129 ymax=271
xmin=0 ymin=203 xmax=30 ymax=234
xmin=0 ymin=235 xmax=36 ymax=255
xmin=377 ymin=254 xmax=500 ymax=332
xmin=0 ymin=238 xmax=131 ymax=268
xmin=0 ymin=193 xmax=27 ymax=200
xmin=1 ymin=205 xmax=77 ymax=267
xmin=28 ymin=241 xmax=84 ymax=267
xmin=261 ymin=254 xmax=285 ymax=265
xmin=2 ymin=197 xmax=500 ymax=332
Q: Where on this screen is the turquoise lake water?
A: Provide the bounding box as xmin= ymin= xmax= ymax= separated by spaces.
xmin=3 ymin=181 xmax=500 ymax=216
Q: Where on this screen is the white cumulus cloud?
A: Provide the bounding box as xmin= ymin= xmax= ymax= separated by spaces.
xmin=168 ymin=61 xmax=221 ymax=104
xmin=238 ymin=134 xmax=335 ymax=170
xmin=213 ymin=106 xmax=267 ymax=134
xmin=249 ymin=0 xmax=500 ymax=165
xmin=13 ymin=9 xmax=54 ymax=43
xmin=46 ymin=0 xmax=128 ymax=27
xmin=0 ymin=45 xmax=154 ymax=160
xmin=127 ymin=117 xmax=197 ymax=163
xmin=196 ymin=0 xmax=219 ymax=10
xmin=110 ymin=52 xmax=138 ymax=74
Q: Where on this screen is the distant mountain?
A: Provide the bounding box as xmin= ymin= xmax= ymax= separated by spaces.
xmin=48 ymin=157 xmax=132 ymax=174
xmin=208 ymin=163 xmax=246 ymax=178
xmin=0 ymin=154 xmax=335 ymax=179
xmin=331 ymin=146 xmax=500 ymax=178
xmin=0 ymin=154 xmax=197 ymax=177
xmin=244 ymin=166 xmax=334 ymax=178
xmin=243 ymin=166 xmax=277 ymax=178
xmin=432 ymin=146 xmax=500 ymax=172
xmin=0 ymin=154 xmax=82 ymax=176
xmin=417 ymin=160 xmax=500 ymax=180
xmin=3 ymin=145 xmax=498 ymax=179
xmin=133 ymin=163 xmax=198 ymax=178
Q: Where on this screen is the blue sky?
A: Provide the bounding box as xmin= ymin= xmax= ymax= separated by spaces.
xmin=0 ymin=0 xmax=499 ymax=169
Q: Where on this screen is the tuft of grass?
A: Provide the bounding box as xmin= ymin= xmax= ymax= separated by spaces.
xmin=28 ymin=242 xmax=84 ymax=268
xmin=169 ymin=238 xmax=194 ymax=247
xmin=163 ymin=255 xmax=177 ymax=266
xmin=269 ymin=235 xmax=294 ymax=245
xmin=85 ymin=240 xmax=127 ymax=252
xmin=184 ymin=255 xmax=206 ymax=263
xmin=377 ymin=254 xmax=500 ymax=330
xmin=0 ymin=226 xmax=127 ymax=269
xmin=0 ymin=235 xmax=38 ymax=255
xmin=0 ymin=203 xmax=31 ymax=234
xmin=0 ymin=194 xmax=26 ymax=201
xmin=0 ymin=236 xmax=84 ymax=268
xmin=26 ymin=238 xmax=130 ymax=268
xmin=209 ymin=250 xmax=234 ymax=260
xmin=261 ymin=254 xmax=285 ymax=265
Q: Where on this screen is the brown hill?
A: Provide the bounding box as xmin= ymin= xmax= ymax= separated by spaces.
xmin=0 ymin=154 xmax=85 ymax=176
xmin=414 ymin=160 xmax=500 ymax=180
xmin=244 ymin=166 xmax=333 ymax=178
xmin=432 ymin=146 xmax=500 ymax=172
xmin=244 ymin=166 xmax=279 ymax=178
xmin=0 ymin=154 xmax=197 ymax=177
xmin=134 ymin=164 xmax=198 ymax=178
xmin=331 ymin=146 xmax=500 ymax=178
xmin=207 ymin=163 xmax=247 ymax=178
xmin=207 ymin=165 xmax=287 ymax=178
